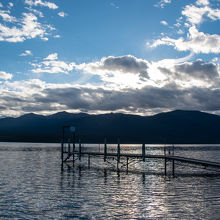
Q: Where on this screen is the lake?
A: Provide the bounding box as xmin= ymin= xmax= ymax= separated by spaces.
xmin=0 ymin=142 xmax=220 ymax=219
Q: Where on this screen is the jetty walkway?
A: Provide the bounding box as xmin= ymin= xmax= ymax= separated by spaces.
xmin=61 ymin=140 xmax=220 ymax=175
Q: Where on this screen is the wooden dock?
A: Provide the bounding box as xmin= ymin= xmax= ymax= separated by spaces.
xmin=61 ymin=139 xmax=220 ymax=176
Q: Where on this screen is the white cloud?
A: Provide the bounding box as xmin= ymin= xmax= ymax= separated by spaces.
xmin=0 ymin=12 xmax=54 ymax=42
xmin=8 ymin=2 xmax=14 ymax=8
xmin=44 ymin=53 xmax=58 ymax=60
xmin=26 ymin=7 xmax=44 ymax=17
xmin=182 ymin=3 xmax=220 ymax=25
xmin=196 ymin=0 xmax=209 ymax=6
xmin=177 ymin=29 xmax=184 ymax=35
xmin=155 ymin=0 xmax=171 ymax=8
xmin=20 ymin=50 xmax=32 ymax=56
xmin=32 ymin=53 xmax=75 ymax=74
xmin=75 ymin=55 xmax=150 ymax=89
xmin=160 ymin=20 xmax=168 ymax=26
xmin=54 ymin=34 xmax=61 ymax=38
xmin=0 ymin=71 xmax=12 ymax=80
xmin=0 ymin=10 xmax=17 ymax=22
xmin=110 ymin=3 xmax=119 ymax=9
xmin=58 ymin=11 xmax=67 ymax=17
xmin=24 ymin=0 xmax=58 ymax=10
xmin=151 ymin=26 xmax=220 ymax=54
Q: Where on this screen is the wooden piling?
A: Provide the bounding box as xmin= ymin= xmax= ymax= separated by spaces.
xmin=68 ymin=139 xmax=70 ymax=156
xmin=117 ymin=138 xmax=120 ymax=164
xmin=88 ymin=155 xmax=90 ymax=168
xmin=61 ymin=142 xmax=64 ymax=164
xmin=172 ymin=159 xmax=175 ymax=176
xmin=164 ymin=158 xmax=167 ymax=175
xmin=104 ymin=138 xmax=107 ymax=162
xmin=78 ymin=139 xmax=81 ymax=161
xmin=142 ymin=143 xmax=145 ymax=162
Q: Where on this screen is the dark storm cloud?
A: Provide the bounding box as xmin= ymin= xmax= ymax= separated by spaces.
xmin=32 ymin=86 xmax=197 ymax=112
xmin=175 ymin=60 xmax=219 ymax=80
xmin=159 ymin=60 xmax=219 ymax=82
xmin=100 ymin=55 xmax=149 ymax=78
xmin=190 ymin=87 xmax=220 ymax=111
xmin=1 ymin=83 xmax=220 ymax=116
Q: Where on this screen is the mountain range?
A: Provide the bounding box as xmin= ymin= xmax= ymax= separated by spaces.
xmin=0 ymin=110 xmax=220 ymax=144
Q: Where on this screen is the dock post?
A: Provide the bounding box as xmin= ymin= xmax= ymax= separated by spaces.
xmin=61 ymin=141 xmax=64 ymax=164
xmin=172 ymin=159 xmax=175 ymax=176
xmin=117 ymin=138 xmax=120 ymax=170
xmin=78 ymin=139 xmax=81 ymax=161
xmin=164 ymin=146 xmax=167 ymax=175
xmin=165 ymin=158 xmax=167 ymax=175
xmin=126 ymin=157 xmax=129 ymax=172
xmin=88 ymin=154 xmax=90 ymax=168
xmin=142 ymin=143 xmax=145 ymax=162
xmin=104 ymin=138 xmax=107 ymax=162
xmin=68 ymin=139 xmax=70 ymax=156
xmin=72 ymin=142 xmax=75 ymax=166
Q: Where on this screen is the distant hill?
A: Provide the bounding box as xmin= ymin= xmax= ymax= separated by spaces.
xmin=0 ymin=110 xmax=220 ymax=143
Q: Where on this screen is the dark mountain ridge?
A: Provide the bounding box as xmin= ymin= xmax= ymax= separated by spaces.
xmin=0 ymin=110 xmax=220 ymax=143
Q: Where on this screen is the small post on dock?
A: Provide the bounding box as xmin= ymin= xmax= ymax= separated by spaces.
xmin=172 ymin=159 xmax=175 ymax=176
xmin=104 ymin=138 xmax=107 ymax=162
xmin=68 ymin=139 xmax=71 ymax=156
xmin=126 ymin=157 xmax=129 ymax=172
xmin=88 ymin=154 xmax=90 ymax=168
xmin=78 ymin=139 xmax=81 ymax=161
xmin=164 ymin=146 xmax=167 ymax=175
xmin=61 ymin=141 xmax=64 ymax=164
xmin=142 ymin=143 xmax=145 ymax=162
xmin=117 ymin=138 xmax=120 ymax=170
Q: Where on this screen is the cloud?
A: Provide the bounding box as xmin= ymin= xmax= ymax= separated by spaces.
xmin=19 ymin=50 xmax=32 ymax=56
xmin=151 ymin=26 xmax=220 ymax=54
xmin=160 ymin=20 xmax=168 ymax=26
xmin=1 ymin=76 xmax=220 ymax=116
xmin=174 ymin=60 xmax=219 ymax=80
xmin=157 ymin=59 xmax=220 ymax=87
xmin=58 ymin=12 xmax=67 ymax=17
xmin=32 ymin=53 xmax=75 ymax=74
xmin=110 ymin=3 xmax=119 ymax=9
xmin=77 ymin=55 xmax=149 ymax=78
xmin=44 ymin=53 xmax=58 ymax=60
xmin=196 ymin=0 xmax=209 ymax=6
xmin=0 ymin=71 xmax=12 ymax=80
xmin=8 ymin=2 xmax=14 ymax=8
xmin=0 ymin=10 xmax=17 ymax=22
xmin=182 ymin=2 xmax=220 ymax=25
xmin=0 ymin=3 xmax=3 ymax=8
xmin=0 ymin=12 xmax=55 ymax=42
xmin=155 ymin=0 xmax=171 ymax=8
xmin=24 ymin=0 xmax=58 ymax=10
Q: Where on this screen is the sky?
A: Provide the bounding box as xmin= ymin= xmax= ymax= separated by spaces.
xmin=0 ymin=0 xmax=220 ymax=117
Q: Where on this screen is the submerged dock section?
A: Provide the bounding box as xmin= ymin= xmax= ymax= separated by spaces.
xmin=61 ymin=126 xmax=220 ymax=176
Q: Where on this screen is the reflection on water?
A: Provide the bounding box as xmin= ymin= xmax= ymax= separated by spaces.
xmin=0 ymin=142 xmax=220 ymax=219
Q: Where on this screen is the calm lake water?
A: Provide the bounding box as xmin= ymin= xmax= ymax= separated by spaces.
xmin=1 ymin=142 xmax=220 ymax=219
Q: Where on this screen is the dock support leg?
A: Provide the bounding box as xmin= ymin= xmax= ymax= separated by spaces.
xmin=117 ymin=138 xmax=120 ymax=170
xmin=172 ymin=159 xmax=175 ymax=176
xmin=142 ymin=143 xmax=145 ymax=162
xmin=68 ymin=139 xmax=70 ymax=157
xmin=79 ymin=139 xmax=81 ymax=161
xmin=61 ymin=142 xmax=64 ymax=164
xmin=104 ymin=138 xmax=107 ymax=162
xmin=126 ymin=157 xmax=129 ymax=172
xmin=164 ymin=158 xmax=167 ymax=176
xmin=72 ymin=143 xmax=75 ymax=167
xmin=88 ymin=155 xmax=90 ymax=168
